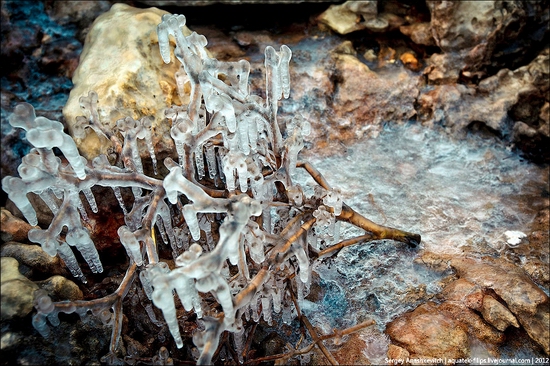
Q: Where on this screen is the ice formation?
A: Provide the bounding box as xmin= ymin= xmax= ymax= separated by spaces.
xmin=2 ymin=12 xmax=420 ymax=364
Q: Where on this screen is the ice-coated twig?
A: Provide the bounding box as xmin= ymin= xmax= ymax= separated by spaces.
xmin=2 ymin=11 xmax=423 ymax=365
xmin=9 ymin=103 xmax=87 ymax=179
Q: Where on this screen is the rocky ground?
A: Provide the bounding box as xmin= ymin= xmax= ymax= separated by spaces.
xmin=1 ymin=1 xmax=548 ymax=364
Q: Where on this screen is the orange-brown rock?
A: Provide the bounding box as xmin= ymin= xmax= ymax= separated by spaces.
xmin=0 ymin=208 xmax=33 ymax=243
xmin=386 ymin=301 xmax=470 ymax=360
xmin=481 ymin=295 xmax=520 ymax=332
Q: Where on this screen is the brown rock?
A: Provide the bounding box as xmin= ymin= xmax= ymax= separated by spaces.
xmin=1 ymin=207 xmax=33 ymax=242
xmin=35 ymin=275 xmax=83 ymax=302
xmin=438 ymin=301 xmax=505 ymax=348
xmin=331 ymin=53 xmax=420 ymax=137
xmin=63 ymin=3 xmax=193 ymax=161
xmin=450 ymin=256 xmax=550 ymax=354
xmin=421 ymin=1 xmax=549 ymax=84
xmin=387 ymin=344 xmax=410 ymax=364
xmin=1 ymin=242 xmax=66 ymax=276
xmin=419 ymin=48 xmax=549 ymax=149
xmin=386 ymin=301 xmax=470 ymax=359
xmin=439 ymin=278 xmax=484 ymax=311
xmin=331 ymin=332 xmax=371 ymax=365
xmin=317 ymin=2 xmax=366 ymax=35
xmin=399 ymin=22 xmax=435 ymax=46
xmin=517 ymin=206 xmax=550 ymax=288
xmin=481 ymin=294 xmax=520 ymax=332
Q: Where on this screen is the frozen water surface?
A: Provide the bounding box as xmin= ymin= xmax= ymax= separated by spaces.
xmin=295 ymin=122 xmax=548 ymax=330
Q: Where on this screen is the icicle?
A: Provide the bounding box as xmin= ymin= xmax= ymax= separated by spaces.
xmin=148 ymin=263 xmax=181 ymax=346
xmin=238 ymin=235 xmax=250 ymax=280
xmin=175 ymin=66 xmax=189 ymax=100
xmin=237 ymin=115 xmax=250 ymax=155
xmin=175 ymin=140 xmax=186 ymax=166
xmin=118 ymin=225 xmax=144 ymax=266
xmin=140 ymin=270 xmax=154 ymax=300
xmin=292 ymin=241 xmax=309 ymax=284
xmin=82 ymin=187 xmax=98 ymax=213
xmin=233 ymin=326 xmax=246 ymax=364
xmin=2 ymin=176 xmax=38 ymax=226
xmin=262 ymin=207 xmax=272 ymax=234
xmin=112 ymin=187 xmax=128 ymax=215
xmin=296 ymin=274 xmax=305 ymax=304
xmin=333 ymin=220 xmax=341 ymax=244
xmin=38 ymin=189 xmax=59 ymax=214
xmin=204 ymin=143 xmax=217 ymax=179
xmin=67 ymin=227 xmax=103 ymax=274
xmin=261 ymin=296 xmax=273 ymax=326
xmin=250 ymin=292 xmax=261 ymax=323
xmin=246 ymin=221 xmax=265 ymax=264
xmin=196 ymin=107 xmax=207 ymax=133
xmin=248 ymin=113 xmax=258 ymax=153
xmin=56 ymin=240 xmax=86 ymax=282
xmin=155 ymin=216 xmax=169 ymax=244
xmin=195 ymin=146 xmax=205 ymax=180
xmin=139 ymin=116 xmax=158 ymax=175
xmin=279 ymin=45 xmax=292 ymax=99
xmin=272 ymin=280 xmax=283 ymax=314
xmin=76 ymin=195 xmax=89 ymax=222
xmin=156 ymin=201 xmax=178 ymax=250
xmin=173 ymin=274 xmax=201 ymax=314
xmin=198 ymin=214 xmax=215 ymax=249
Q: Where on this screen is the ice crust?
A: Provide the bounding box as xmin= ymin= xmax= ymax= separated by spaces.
xmin=296 ymin=123 xmax=548 ymax=330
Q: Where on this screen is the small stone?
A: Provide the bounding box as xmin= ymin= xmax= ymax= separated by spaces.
xmin=450 ymin=256 xmax=550 ymax=354
xmin=363 ymin=49 xmax=377 ymax=63
xmin=481 ymin=295 xmax=520 ymax=332
xmin=438 ymin=301 xmax=505 ymax=349
xmin=400 ymin=22 xmax=435 ymax=46
xmin=35 ymin=275 xmax=83 ymax=301
xmin=332 ymin=40 xmax=357 ymax=56
xmin=400 ymin=52 xmax=422 ymax=72
xmin=317 ymin=2 xmax=366 ymax=35
xmin=1 ymin=257 xmax=39 ymax=321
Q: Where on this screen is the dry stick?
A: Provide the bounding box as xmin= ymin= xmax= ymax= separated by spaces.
xmin=226 ymin=333 xmax=241 ymax=364
xmin=338 ymin=204 xmax=420 ymax=247
xmin=49 ymin=262 xmax=138 ymax=358
xmin=297 ymin=161 xmax=421 ymax=247
xmin=244 ymin=319 xmax=376 ymax=364
xmin=316 ymin=233 xmax=375 ymax=258
xmin=242 ymin=322 xmax=258 ymax=361
xmin=211 ymin=329 xmax=228 ymax=362
xmin=289 ymin=288 xmax=339 ymax=365
xmin=269 ymin=217 xmax=316 ymax=264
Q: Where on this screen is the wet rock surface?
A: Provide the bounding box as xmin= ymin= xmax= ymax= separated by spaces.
xmin=1 ymin=1 xmax=548 ymax=364
xmin=419 ymin=252 xmax=550 ymax=356
xmin=386 ymin=301 xmax=471 ymax=360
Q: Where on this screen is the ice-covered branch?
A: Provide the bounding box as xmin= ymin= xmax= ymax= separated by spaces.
xmin=1 ymin=10 xmax=422 ymax=365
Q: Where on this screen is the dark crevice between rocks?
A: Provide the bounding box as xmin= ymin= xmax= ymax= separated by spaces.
xmin=488 ymin=1 xmax=550 ymax=76
xmin=137 ymin=1 xmax=333 ymax=32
